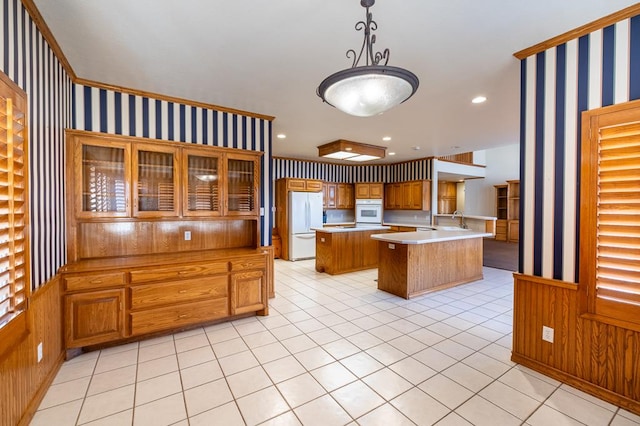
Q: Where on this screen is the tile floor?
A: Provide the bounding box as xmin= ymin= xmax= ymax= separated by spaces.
xmin=32 ymin=260 xmax=640 ymax=426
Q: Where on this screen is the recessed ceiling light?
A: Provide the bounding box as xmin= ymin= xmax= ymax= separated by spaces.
xmin=388 ymin=152 xmax=396 ymax=156
xmin=412 ymin=146 xmax=421 ymax=151
xmin=472 ymin=96 xmax=487 ymax=104
xmin=382 ymin=136 xmax=391 ymax=141
xmin=276 ymin=133 xmax=286 ymax=139
xmin=452 ymin=145 xmax=460 ymax=149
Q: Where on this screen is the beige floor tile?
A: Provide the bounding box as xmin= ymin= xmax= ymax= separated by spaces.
xmin=176 ymin=345 xmax=215 ymax=369
xmin=294 ymin=346 xmax=335 ymax=370
xmin=434 ymin=412 xmax=474 ymax=425
xmin=39 ymin=376 xmax=91 ymax=409
xmin=363 ymin=368 xmax=412 ymax=401
xmin=226 ymin=365 xmax=273 ymax=398
xmin=442 ymin=362 xmax=493 ymax=392
xmin=172 ymin=327 xmax=204 ymax=340
xmin=52 ymin=358 xmax=97 ymax=384
xmin=242 ymin=330 xmax=278 ymax=349
xmin=135 ymin=371 xmax=182 ymax=406
xmin=236 ymin=386 xmax=290 ymax=425
xmin=252 ymin=341 xmax=291 ymax=364
xmin=455 ymin=395 xmax=521 ymax=426
xmin=205 ymin=323 xmax=240 ymax=343
xmin=306 ymin=327 xmax=342 ymax=345
xmin=389 ymin=356 xmax=436 ymax=385
xmin=407 ymin=328 xmax=446 ymax=346
xmin=280 ymin=334 xmax=317 ymax=354
xmin=211 ymin=336 xmax=248 ymax=358
xmin=498 ymin=367 xmax=558 ymax=402
xmin=611 ymin=414 xmax=640 ymax=426
xmin=188 ymin=401 xmax=245 ymax=426
xmin=87 ymin=364 xmax=137 ymax=396
xmin=82 ymin=409 xmax=132 ymax=425
xmin=365 ymin=343 xmax=407 ymax=365
xmin=137 ymin=341 xmax=175 ymax=364
xmin=277 ymin=373 xmax=327 ymax=408
xmin=390 ymin=387 xmax=450 ymax=425
xmin=136 ymin=354 xmax=178 ymax=382
xmin=419 ymin=374 xmax=474 ymax=409
xmin=270 ymin=324 xmax=304 ymax=340
xmin=331 ymin=380 xmax=384 ymax=418
xmin=138 ymin=334 xmax=174 ymax=348
xmin=30 ymin=400 xmax=83 ymax=426
xmin=431 ymin=339 xmax=475 ymax=361
xmin=311 ymin=362 xmax=357 ymax=392
xmin=347 ymin=331 xmax=384 ymax=350
xmin=479 ymin=381 xmax=539 ymax=419
xmin=526 ymin=405 xmax=584 ymax=426
xmin=545 ymin=388 xmax=616 ymax=425
xmin=259 ymin=410 xmax=302 ymax=426
xmin=356 ymin=403 xmax=414 ymax=426
xmin=559 ymin=384 xmax=618 ymax=411
xmin=339 ymin=352 xmax=385 ymax=378
xmin=263 ymin=355 xmax=306 ymax=383
xmin=218 ymin=350 xmax=259 ymax=376
xmin=462 ymin=351 xmax=511 ymax=378
xmin=387 ymin=335 xmax=427 ymax=355
xmin=77 ymin=384 xmax=135 ymax=424
xmin=478 ymin=342 xmax=516 ymax=365
xmin=322 ymin=338 xmax=361 ymax=359
xmin=173 ymin=333 xmax=210 ymax=353
xmin=183 ymin=377 xmax=233 ymax=417
xmin=179 ymin=359 xmax=223 ymax=390
xmin=449 ymin=331 xmax=491 ymax=351
xmin=294 ymin=394 xmax=352 ymax=426
xmin=133 ymin=393 xmax=186 ymax=426
xmin=99 ymin=342 xmax=139 ymax=357
xmin=94 ymin=349 xmax=139 ymax=374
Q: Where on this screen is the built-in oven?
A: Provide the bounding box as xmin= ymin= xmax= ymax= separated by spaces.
xmin=355 ymin=199 xmax=383 ymax=224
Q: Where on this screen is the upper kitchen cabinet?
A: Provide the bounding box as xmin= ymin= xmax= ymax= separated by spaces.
xmin=182 ymin=148 xmax=222 ymax=216
xmin=225 ymin=152 xmax=260 ymax=216
xmin=355 ymin=183 xmax=383 ymax=199
xmin=285 ymin=178 xmax=322 ymax=192
xmin=133 ymin=143 xmax=180 ymax=218
xmin=324 ymin=183 xmax=354 ymax=209
xmin=384 ymin=180 xmax=431 ymax=211
xmin=73 ymin=137 xmax=132 ymax=219
xmin=438 ymin=181 xmax=457 ymax=214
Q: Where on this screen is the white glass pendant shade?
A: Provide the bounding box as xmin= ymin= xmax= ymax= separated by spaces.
xmin=318 ymin=65 xmax=418 ymax=117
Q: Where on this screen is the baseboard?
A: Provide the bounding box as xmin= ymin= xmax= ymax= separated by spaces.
xmin=17 ymin=350 xmax=65 ymax=426
xmin=512 ymin=352 xmax=640 ymax=415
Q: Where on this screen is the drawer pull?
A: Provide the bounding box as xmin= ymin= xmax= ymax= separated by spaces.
xmin=178 ymin=271 xmax=188 ymax=275
xmin=178 ymin=314 xmax=188 ymax=318
xmin=90 ymin=279 xmax=103 ymax=284
xmin=178 ymin=290 xmax=188 ymax=294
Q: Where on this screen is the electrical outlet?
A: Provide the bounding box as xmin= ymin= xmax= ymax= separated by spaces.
xmin=184 ymin=231 xmax=191 ymax=241
xmin=37 ymin=342 xmax=43 ymax=362
xmin=260 ymin=207 xmax=265 ymax=216
xmin=542 ymin=326 xmax=554 ymax=343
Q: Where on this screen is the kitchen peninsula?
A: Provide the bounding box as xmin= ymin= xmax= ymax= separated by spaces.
xmin=372 ymin=229 xmax=491 ymax=299
xmin=314 ymin=225 xmax=390 ymax=274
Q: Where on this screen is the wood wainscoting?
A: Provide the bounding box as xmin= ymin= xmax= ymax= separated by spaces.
xmin=0 ymin=276 xmax=64 ymax=426
xmin=512 ymin=273 xmax=640 ymax=415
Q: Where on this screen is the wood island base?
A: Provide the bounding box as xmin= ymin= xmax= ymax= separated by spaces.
xmin=376 ymin=237 xmax=484 ymax=299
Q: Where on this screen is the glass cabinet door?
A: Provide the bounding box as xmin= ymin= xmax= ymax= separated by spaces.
xmin=226 ymin=154 xmax=258 ymax=216
xmin=183 ymin=151 xmax=221 ymax=216
xmin=133 ymin=144 xmax=179 ymax=217
xmin=77 ymin=141 xmax=130 ymax=218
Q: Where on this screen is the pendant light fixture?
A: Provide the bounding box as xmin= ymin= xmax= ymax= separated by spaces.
xmin=317 ymin=0 xmax=419 ymax=117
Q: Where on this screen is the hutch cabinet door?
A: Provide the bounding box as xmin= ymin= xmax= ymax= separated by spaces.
xmin=74 ymin=139 xmax=131 ymax=218
xmin=225 ymin=153 xmax=260 ymax=216
xmin=65 ymin=288 xmax=126 ymax=348
xmin=182 ymin=148 xmax=223 ymax=216
xmin=230 ymin=270 xmax=265 ymax=315
xmin=133 ymin=143 xmax=180 ymax=218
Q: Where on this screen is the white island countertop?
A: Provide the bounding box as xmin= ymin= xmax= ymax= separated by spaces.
xmin=433 ymin=214 xmax=497 ymax=220
xmin=313 ymin=225 xmax=391 ymax=233
xmin=371 ymin=230 xmax=492 ymax=244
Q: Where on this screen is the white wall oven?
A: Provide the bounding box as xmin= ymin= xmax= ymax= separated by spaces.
xmin=355 ymin=199 xmax=383 ymax=224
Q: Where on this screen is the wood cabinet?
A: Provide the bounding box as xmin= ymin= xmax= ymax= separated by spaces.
xmin=507 ymin=180 xmax=520 ymax=242
xmin=315 ymin=229 xmax=388 ymax=275
xmin=355 ymin=183 xmax=383 ymax=199
xmin=384 ymin=180 xmax=431 ymax=211
xmin=323 ymin=183 xmax=337 ymax=209
xmin=62 ymin=248 xmax=271 ymax=351
xmin=285 ymin=178 xmax=322 ymax=192
xmin=438 ymin=181 xmax=457 ymax=214
xmin=323 ymin=183 xmax=353 ymax=209
xmin=494 ymin=185 xmax=508 ymax=241
xmin=133 ymin=143 xmax=180 ymax=217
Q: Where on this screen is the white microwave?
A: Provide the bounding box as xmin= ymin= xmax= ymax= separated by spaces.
xmin=355 ymin=199 xmax=383 ymax=224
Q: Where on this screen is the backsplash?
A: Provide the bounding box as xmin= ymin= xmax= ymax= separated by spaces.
xmin=383 ymin=210 xmax=432 ymax=226
xmin=325 ymin=209 xmax=355 ymax=224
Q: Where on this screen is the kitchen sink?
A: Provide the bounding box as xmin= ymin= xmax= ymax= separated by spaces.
xmin=437 ymin=226 xmax=470 ymax=231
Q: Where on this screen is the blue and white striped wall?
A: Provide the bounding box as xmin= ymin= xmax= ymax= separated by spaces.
xmin=519 ymin=14 xmax=640 ymax=282
xmin=272 ymin=157 xmax=431 ymax=184
xmin=0 ymin=0 xmax=71 ymax=290
xmin=73 ymin=85 xmax=274 ymax=248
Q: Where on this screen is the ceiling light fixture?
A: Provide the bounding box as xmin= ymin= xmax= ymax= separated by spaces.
xmin=276 ymin=133 xmax=287 ymax=139
xmin=317 ymin=0 xmax=419 ymax=117
xmin=318 ymin=139 xmax=386 ymax=162
xmin=382 ymin=136 xmax=392 ymax=141
xmin=472 ymin=96 xmax=487 ymax=104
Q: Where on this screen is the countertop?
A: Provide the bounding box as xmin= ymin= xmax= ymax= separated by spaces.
xmin=371 ymin=230 xmax=492 ymax=244
xmin=433 ymin=214 xmax=497 ymax=220
xmin=313 ymin=225 xmax=391 ymax=233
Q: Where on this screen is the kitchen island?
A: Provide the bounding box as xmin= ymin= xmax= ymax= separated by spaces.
xmin=371 ymin=229 xmax=492 ymax=299
xmin=314 ymin=225 xmax=390 ymax=275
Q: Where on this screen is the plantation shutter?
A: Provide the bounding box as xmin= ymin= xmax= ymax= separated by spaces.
xmin=595 ymin=122 xmax=640 ymax=320
xmin=0 ymin=94 xmax=29 ymax=327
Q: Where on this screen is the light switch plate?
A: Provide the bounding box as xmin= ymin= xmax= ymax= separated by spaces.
xmin=542 ymin=326 xmax=554 ymax=343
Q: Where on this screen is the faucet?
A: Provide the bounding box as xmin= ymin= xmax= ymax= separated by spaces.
xmin=451 ymin=210 xmax=468 ymax=229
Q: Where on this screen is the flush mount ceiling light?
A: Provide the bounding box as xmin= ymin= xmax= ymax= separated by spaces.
xmin=318 ymin=139 xmax=386 ymax=162
xmin=317 ymin=0 xmax=419 ymax=117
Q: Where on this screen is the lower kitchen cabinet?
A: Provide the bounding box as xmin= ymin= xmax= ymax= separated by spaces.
xmin=61 ymin=248 xmax=272 ymax=352
xmin=64 ymin=288 xmax=126 ymax=347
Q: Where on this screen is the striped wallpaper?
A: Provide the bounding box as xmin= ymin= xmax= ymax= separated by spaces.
xmin=272 ymin=157 xmax=432 ymax=184
xmin=519 ymin=14 xmax=640 ymax=282
xmin=72 ymin=84 xmax=274 ymax=248
xmin=1 ymin=0 xmax=71 ymax=290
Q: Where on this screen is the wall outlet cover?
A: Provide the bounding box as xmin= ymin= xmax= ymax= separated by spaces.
xmin=542 ymin=326 xmax=554 ymax=343
xmin=184 ymin=231 xmax=191 ymax=241
xmin=37 ymin=342 xmax=43 ymax=362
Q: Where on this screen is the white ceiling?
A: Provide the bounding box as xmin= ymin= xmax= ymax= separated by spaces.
xmin=33 ymin=0 xmax=638 ymax=164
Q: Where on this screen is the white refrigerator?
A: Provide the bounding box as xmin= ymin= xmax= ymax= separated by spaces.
xmin=289 ymin=191 xmax=323 ymax=260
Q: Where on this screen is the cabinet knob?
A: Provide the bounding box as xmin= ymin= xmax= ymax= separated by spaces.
xmin=178 ymin=289 xmax=187 ymax=294
xmin=178 ymin=314 xmax=188 ymax=318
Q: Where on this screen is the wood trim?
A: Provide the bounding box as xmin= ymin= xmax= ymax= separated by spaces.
xmin=16 ymin=351 xmax=65 ymax=426
xmin=512 ymin=272 xmax=578 ymax=291
xmin=512 ymin=353 xmax=640 ymax=415
xmin=20 ymin=0 xmax=77 ymax=80
xmin=74 ymin=78 xmax=274 ymax=121
xmin=514 ymin=4 xmax=640 ymax=59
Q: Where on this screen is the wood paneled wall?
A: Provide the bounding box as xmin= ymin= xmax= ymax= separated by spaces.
xmin=512 ymin=274 xmax=640 ymax=415
xmin=0 ymin=277 xmax=64 ymax=426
